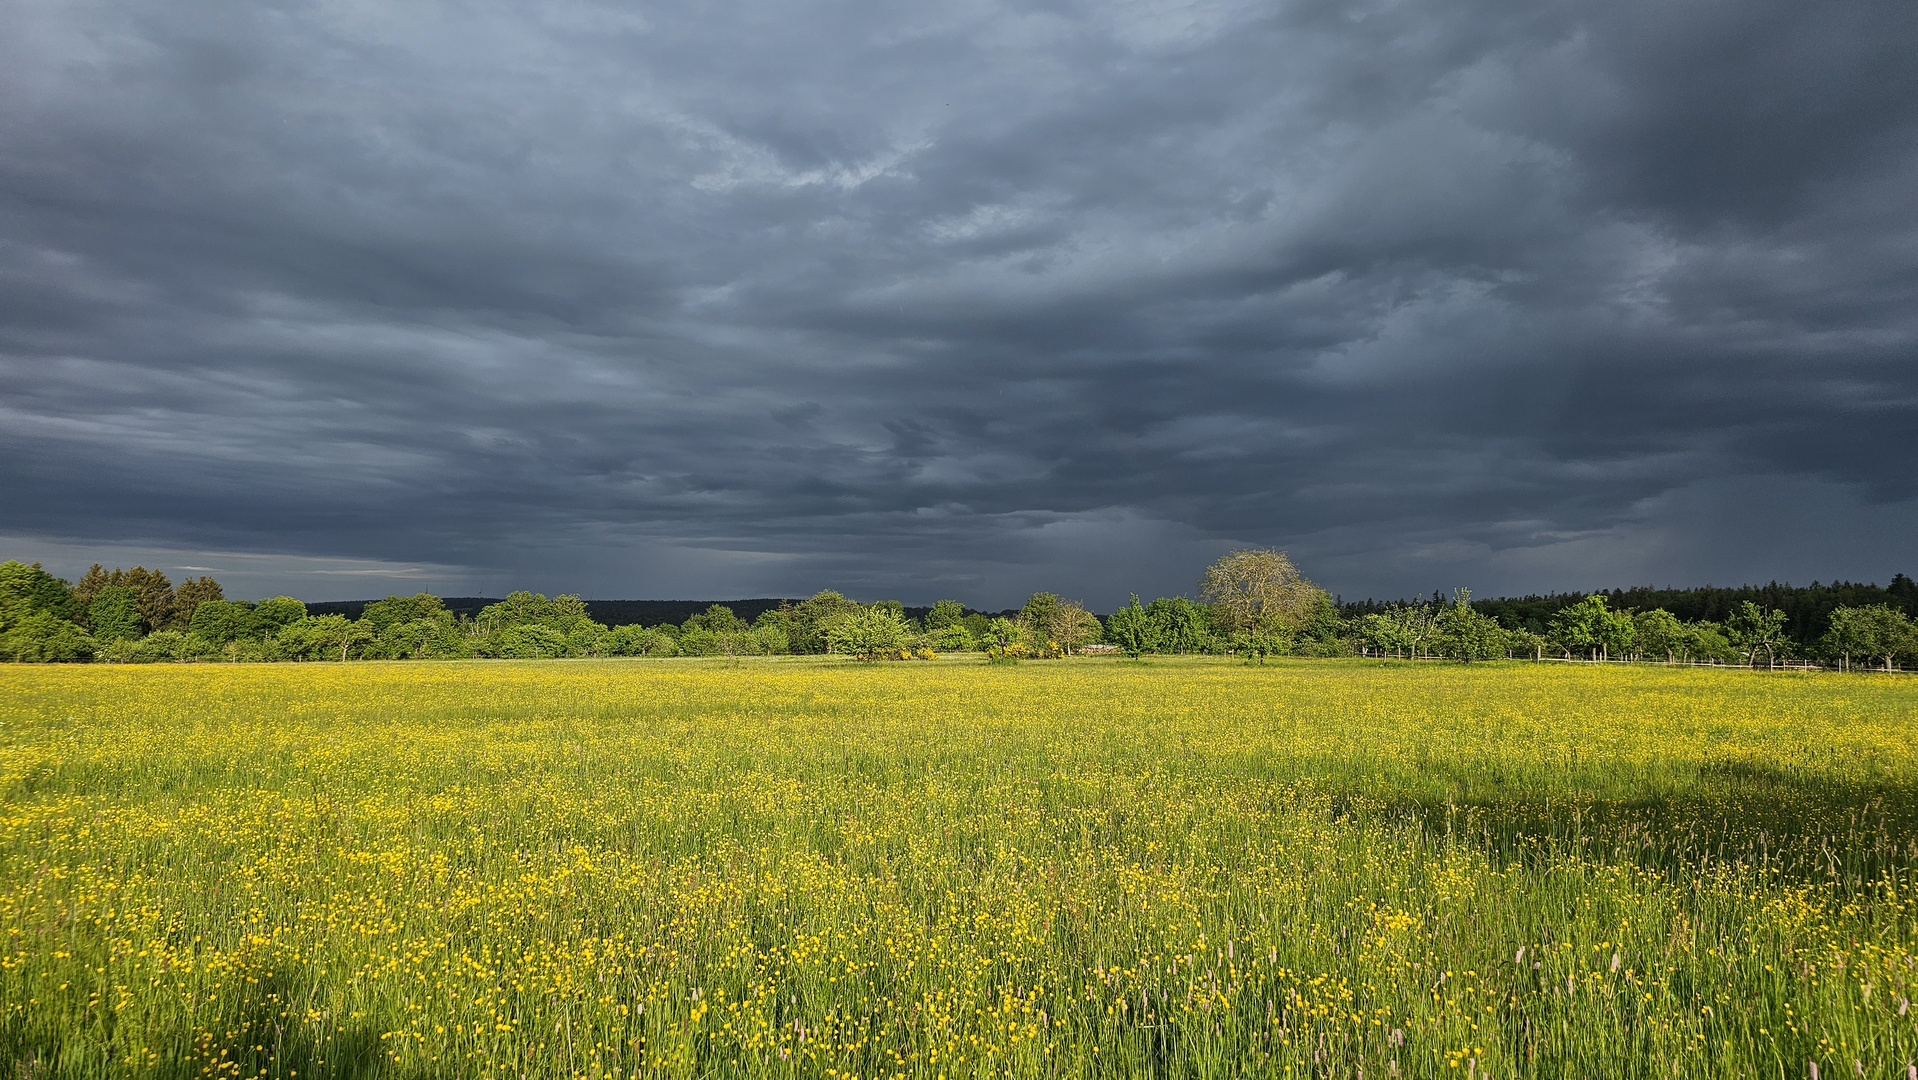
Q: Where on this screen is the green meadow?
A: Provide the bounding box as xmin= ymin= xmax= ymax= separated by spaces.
xmin=1 ymin=659 xmax=1915 ymax=1078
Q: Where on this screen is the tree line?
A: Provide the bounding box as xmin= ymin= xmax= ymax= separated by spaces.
xmin=1352 ymin=575 xmax=1918 ymax=652
xmin=2 ymin=553 xmax=1913 ymax=671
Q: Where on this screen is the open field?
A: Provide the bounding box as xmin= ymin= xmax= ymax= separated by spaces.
xmin=1 ymin=659 xmax=1916 ymax=1078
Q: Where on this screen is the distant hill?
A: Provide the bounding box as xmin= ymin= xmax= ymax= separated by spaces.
xmin=305 ymin=597 xmax=803 ymax=626
xmin=302 ymin=597 xmax=1015 ymax=627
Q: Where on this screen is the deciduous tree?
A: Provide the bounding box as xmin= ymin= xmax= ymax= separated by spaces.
xmin=1437 ymin=589 xmax=1508 ymax=661
xmin=87 ymin=585 xmax=144 ymax=641
xmin=924 ymin=600 xmax=966 ymax=632
xmin=1104 ymin=596 xmax=1152 ymax=657
xmin=0 ymin=561 xmax=78 ymax=626
xmin=360 ymin=594 xmax=448 ymax=634
xmin=1018 ymin=592 xmax=1100 ymax=654
xmin=72 ymin=564 xmax=113 ymax=610
xmin=170 ymin=575 xmax=224 ymax=630
xmin=1198 ymin=549 xmax=1319 ymax=635
xmin=253 ymin=596 xmax=309 ymax=635
xmin=1144 ymin=596 xmax=1213 ymax=654
xmin=1632 ymin=608 xmax=1685 ymax=662
xmin=1548 ymin=595 xmax=1633 ymax=661
xmin=1821 ymin=606 xmax=1872 ymax=671
xmin=188 ymin=600 xmax=255 ymax=645
xmin=684 ymin=604 xmax=746 ymax=635
xmin=780 ymin=591 xmax=862 ymax=654
xmin=1726 ymin=601 xmax=1790 ymax=668
xmin=1824 ymin=604 xmax=1914 ymax=673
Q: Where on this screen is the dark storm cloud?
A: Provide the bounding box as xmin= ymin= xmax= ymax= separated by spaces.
xmin=2 ymin=0 xmax=1914 ymax=606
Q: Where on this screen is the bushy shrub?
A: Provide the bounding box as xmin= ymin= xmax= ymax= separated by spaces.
xmin=486 ymin=624 xmax=567 ymax=659
xmin=750 ymin=625 xmax=790 ymax=655
xmin=223 ymin=638 xmax=274 ymax=662
xmin=824 ymin=607 xmax=913 ymax=660
xmin=188 ymin=600 xmax=256 ymax=645
xmin=142 ymin=630 xmax=196 ymax=661
xmin=977 ymin=617 xmax=1022 ymax=658
xmin=563 ymin=623 xmax=609 ymax=657
xmin=1684 ymin=622 xmax=1740 ymax=664
xmin=1229 ymin=628 xmax=1291 ymax=663
xmin=600 ymin=623 xmax=701 ymax=657
xmin=98 ymin=629 xmax=214 ymax=663
xmin=272 ymin=615 xmax=361 ymax=661
xmin=992 ymin=622 xmax=1063 ymax=659
xmin=0 ymin=561 xmax=91 ymax=661
xmin=1293 ymin=634 xmax=1355 ymax=659
xmin=676 ymin=626 xmax=718 ymax=657
xmin=252 ymin=596 xmax=309 ymax=636
xmin=366 ymin=618 xmax=472 ymax=659
xmin=603 ymin=624 xmax=655 ymax=656
xmin=94 ymin=636 xmax=144 ymax=663
xmin=929 ymin=623 xmax=975 ymax=651
xmin=1 ymin=611 xmax=95 ymax=662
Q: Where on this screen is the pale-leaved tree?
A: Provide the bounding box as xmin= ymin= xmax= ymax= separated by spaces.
xmin=1198 ymin=549 xmax=1320 ymax=636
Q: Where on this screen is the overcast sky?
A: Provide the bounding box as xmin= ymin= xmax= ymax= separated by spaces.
xmin=3 ymin=0 xmax=1914 ymax=608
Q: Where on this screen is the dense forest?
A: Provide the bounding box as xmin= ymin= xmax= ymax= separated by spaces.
xmin=2 ymin=554 xmax=1913 ymax=671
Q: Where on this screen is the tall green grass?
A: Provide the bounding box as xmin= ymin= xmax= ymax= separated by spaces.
xmin=0 ymin=658 xmax=1914 ymax=1078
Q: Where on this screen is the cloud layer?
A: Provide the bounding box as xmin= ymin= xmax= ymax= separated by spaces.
xmin=3 ymin=0 xmax=1915 ymax=606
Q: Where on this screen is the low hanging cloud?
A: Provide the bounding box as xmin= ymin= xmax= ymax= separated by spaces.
xmin=2 ymin=0 xmax=1914 ymax=607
